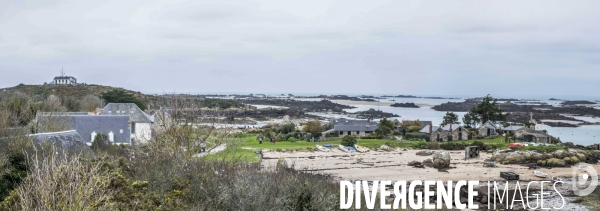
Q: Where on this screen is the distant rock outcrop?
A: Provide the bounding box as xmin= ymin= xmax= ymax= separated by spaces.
xmin=390 ymin=103 xmax=419 ymax=108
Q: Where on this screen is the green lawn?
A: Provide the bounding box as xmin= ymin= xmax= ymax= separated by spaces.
xmin=241 ymin=134 xmax=507 ymax=151
xmin=206 ymin=134 xmax=508 ymax=163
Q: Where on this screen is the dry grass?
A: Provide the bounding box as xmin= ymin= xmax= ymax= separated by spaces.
xmin=3 ymin=152 xmax=113 ymax=211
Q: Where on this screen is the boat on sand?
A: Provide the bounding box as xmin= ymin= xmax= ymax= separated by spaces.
xmin=534 ymin=170 xmax=548 ymax=178
xmin=316 ymin=145 xmax=330 ymax=152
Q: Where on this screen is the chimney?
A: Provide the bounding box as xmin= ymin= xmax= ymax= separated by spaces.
xmin=429 ymin=124 xmax=432 ymax=133
xmin=450 ymin=124 xmax=453 ymax=131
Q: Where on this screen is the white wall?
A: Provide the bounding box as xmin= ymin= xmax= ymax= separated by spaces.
xmin=133 ymin=122 xmax=152 ymax=144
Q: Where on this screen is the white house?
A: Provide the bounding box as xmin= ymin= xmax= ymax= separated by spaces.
xmin=102 ymin=103 xmax=153 ymax=144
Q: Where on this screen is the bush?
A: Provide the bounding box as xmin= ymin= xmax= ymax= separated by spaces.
xmin=405 ymin=132 xmax=428 ymax=140
xmin=288 ymin=137 xmax=298 ymax=143
xmin=341 ymin=136 xmax=357 ymax=147
xmin=521 ymin=145 xmax=567 ymax=153
xmin=472 ymin=140 xmax=485 ymax=149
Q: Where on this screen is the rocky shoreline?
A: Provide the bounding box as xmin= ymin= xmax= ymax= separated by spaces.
xmin=390 ymin=102 xmax=420 ymax=108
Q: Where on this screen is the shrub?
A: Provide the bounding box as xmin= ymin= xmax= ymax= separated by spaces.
xmin=405 ymin=132 xmax=428 ymax=140
xmin=340 ymin=136 xmax=357 ymax=147
xmin=288 ymin=137 xmax=297 ymax=143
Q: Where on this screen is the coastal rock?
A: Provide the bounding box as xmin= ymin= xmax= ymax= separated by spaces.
xmin=416 ymin=149 xmax=434 ymax=156
xmin=277 ymin=158 xmax=288 ymax=168
xmin=545 ymin=158 xmax=567 ymax=167
xmin=380 ymin=145 xmax=390 ymax=151
xmin=408 ymin=161 xmax=421 ymax=166
xmin=553 ymin=150 xmax=568 ymax=159
xmin=432 ymin=151 xmax=451 ymax=169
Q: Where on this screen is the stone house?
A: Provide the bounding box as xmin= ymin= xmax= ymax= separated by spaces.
xmin=478 ymin=120 xmax=498 ymax=138
xmin=328 ymin=118 xmax=379 ymax=137
xmin=420 ymin=124 xmax=469 ymax=142
xmin=515 ymin=128 xmax=552 ymax=143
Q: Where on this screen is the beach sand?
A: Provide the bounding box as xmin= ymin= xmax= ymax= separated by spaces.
xmin=261 ymin=149 xmax=600 ymax=183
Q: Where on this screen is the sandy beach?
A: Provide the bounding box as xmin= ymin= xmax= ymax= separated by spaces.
xmin=261 ymin=149 xmax=600 ymax=183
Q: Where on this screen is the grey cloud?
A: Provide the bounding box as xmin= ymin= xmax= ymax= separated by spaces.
xmin=0 ymin=0 xmax=599 ymax=98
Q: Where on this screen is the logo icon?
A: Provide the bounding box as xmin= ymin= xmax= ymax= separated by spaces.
xmin=572 ymin=163 xmax=598 ymax=196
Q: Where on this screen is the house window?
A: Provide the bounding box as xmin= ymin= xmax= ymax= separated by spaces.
xmin=356 ymin=131 xmax=360 ymax=135
xmin=340 ymin=131 xmax=344 ymax=136
xmin=120 ymin=129 xmax=123 ymax=134
xmin=347 ymin=131 xmax=351 ymax=135
xmin=131 ymin=123 xmax=136 ymax=133
xmin=458 ymin=132 xmax=463 ymax=140
xmin=459 ymin=127 xmax=462 ymax=132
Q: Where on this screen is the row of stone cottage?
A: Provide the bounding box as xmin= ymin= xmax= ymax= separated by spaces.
xmin=34 ymin=103 xmax=171 ymax=146
xmin=323 ymin=118 xmax=553 ymax=143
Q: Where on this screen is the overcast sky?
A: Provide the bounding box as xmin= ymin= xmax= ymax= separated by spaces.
xmin=1 ymin=0 xmax=599 ymax=98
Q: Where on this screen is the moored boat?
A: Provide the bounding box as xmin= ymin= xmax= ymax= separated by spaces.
xmin=316 ymin=145 xmax=330 ymax=152
xmin=534 ymin=170 xmax=548 ymax=178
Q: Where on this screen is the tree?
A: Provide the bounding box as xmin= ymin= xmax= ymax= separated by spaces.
xmin=463 ymin=95 xmax=506 ymax=127
xmin=302 ymin=121 xmax=322 ymax=133
xmin=341 ymin=135 xmax=357 ymax=147
xmin=278 ymin=123 xmax=296 ymax=134
xmin=91 ymin=133 xmax=110 ymax=152
xmin=441 ymin=112 xmax=459 ymax=126
xmin=462 ymin=112 xmax=476 ymax=128
xmin=374 ymin=118 xmax=394 ymax=137
xmin=41 ymin=95 xmax=65 ymax=112
xmin=99 ymin=89 xmax=147 ymax=110
xmin=80 ymin=95 xmax=103 ymax=112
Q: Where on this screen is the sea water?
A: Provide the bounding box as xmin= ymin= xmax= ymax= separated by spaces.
xmin=340 ymin=97 xmax=599 ymax=146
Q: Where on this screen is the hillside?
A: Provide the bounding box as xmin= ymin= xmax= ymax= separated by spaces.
xmin=1 ymin=84 xmax=161 ymax=107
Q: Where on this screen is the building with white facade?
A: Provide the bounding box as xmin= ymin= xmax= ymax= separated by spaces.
xmin=102 ymin=103 xmax=153 ymax=144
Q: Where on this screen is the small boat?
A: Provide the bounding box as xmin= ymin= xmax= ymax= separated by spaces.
xmin=323 ymin=144 xmax=333 ymax=149
xmin=354 ymin=145 xmax=370 ymax=153
xmin=338 ymin=145 xmax=354 ymax=153
xmin=347 ymin=147 xmax=357 ymax=152
xmin=316 ymin=145 xmax=330 ymax=152
xmin=552 ymin=176 xmax=564 ymax=184
xmin=534 ymin=170 xmax=548 ymax=178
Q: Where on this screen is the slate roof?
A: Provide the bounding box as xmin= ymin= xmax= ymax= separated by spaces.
xmin=419 ymin=125 xmax=439 ymax=134
xmin=481 ymin=120 xmax=497 ymax=129
xmin=35 ymin=115 xmax=131 ymax=144
xmin=103 ymin=103 xmax=153 ymax=123
xmin=502 ymin=126 xmax=524 ymax=131
xmin=440 ymin=124 xmax=462 ymax=131
xmin=333 ymin=118 xmax=379 ymax=132
xmin=35 ymin=112 xmax=89 ymax=123
xmin=71 ymin=116 xmax=131 ymax=144
xmin=28 ymin=130 xmax=91 ymax=154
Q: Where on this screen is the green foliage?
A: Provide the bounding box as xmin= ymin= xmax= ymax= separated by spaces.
xmin=442 ymin=112 xmax=459 ymax=126
xmin=407 ymin=126 xmax=422 ymax=133
xmin=405 ymin=132 xmax=428 ymax=140
xmin=341 ymin=135 xmax=357 ymax=147
xmin=200 ymin=98 xmax=244 ymax=109
xmin=521 ymin=145 xmax=567 ymax=153
xmin=463 ymin=95 xmax=506 ymax=127
xmin=288 ymin=137 xmax=298 ymax=143
xmin=302 ymin=121 xmax=322 ymax=133
xmin=91 ymin=133 xmax=110 ymax=153
xmin=278 ymin=123 xmax=296 ymax=134
xmin=100 ymin=89 xmax=147 ymax=110
xmin=374 ymin=118 xmax=394 ymax=137
xmin=0 ymin=153 xmax=28 ymax=201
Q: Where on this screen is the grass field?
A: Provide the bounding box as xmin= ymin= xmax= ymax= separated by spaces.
xmin=240 ymin=134 xmax=508 ymax=151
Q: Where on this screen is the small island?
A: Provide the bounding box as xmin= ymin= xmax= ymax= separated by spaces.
xmin=390 ymin=102 xmax=420 ymax=108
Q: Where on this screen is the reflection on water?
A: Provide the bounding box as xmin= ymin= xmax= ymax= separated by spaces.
xmin=538 ymin=125 xmax=600 ymax=146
